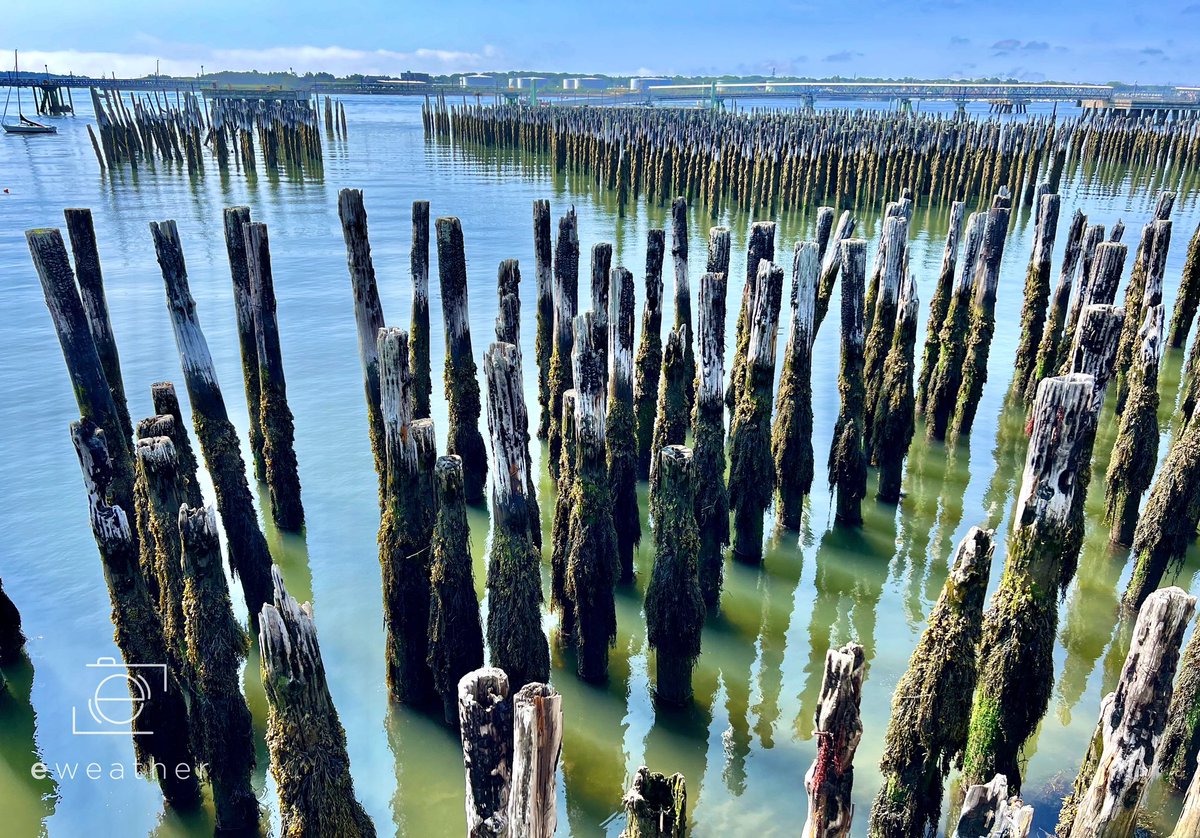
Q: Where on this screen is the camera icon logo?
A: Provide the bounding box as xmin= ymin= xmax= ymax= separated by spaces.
xmin=71 ymin=658 xmax=167 ymax=736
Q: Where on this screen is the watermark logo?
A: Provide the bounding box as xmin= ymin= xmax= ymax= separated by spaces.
xmin=71 ymin=658 xmax=167 ymax=737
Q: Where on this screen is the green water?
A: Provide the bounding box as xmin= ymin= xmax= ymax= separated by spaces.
xmin=0 ymin=95 xmax=1198 ymax=837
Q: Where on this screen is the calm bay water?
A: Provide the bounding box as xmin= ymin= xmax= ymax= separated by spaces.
xmin=1 ymin=94 xmax=1199 ymax=837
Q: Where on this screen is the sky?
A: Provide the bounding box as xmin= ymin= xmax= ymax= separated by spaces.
xmin=3 ymin=0 xmax=1197 ymax=85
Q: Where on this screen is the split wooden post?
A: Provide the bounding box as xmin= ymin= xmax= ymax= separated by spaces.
xmin=951 ymin=774 xmax=1033 ymax=838
xmin=150 ymin=219 xmax=274 ymax=620
xmin=802 ymin=642 xmax=865 ymax=838
xmin=813 ymin=210 xmax=856 ymax=335
xmin=150 ymin=382 xmax=203 ymax=507
xmin=772 ymin=242 xmax=818 ymax=528
xmin=179 ymin=504 xmax=259 ymax=833
xmin=458 ymin=667 xmax=513 ymax=837
xmin=508 ymin=683 xmax=563 ymax=838
xmin=1058 ymin=587 xmax=1196 ymax=837
xmin=1064 ymin=241 xmax=1127 ymax=355
xmin=533 ymin=199 xmax=555 ymax=437
xmin=1168 ymin=220 xmax=1200 ymax=348
xmin=871 ymin=272 xmax=919 ymax=504
xmin=411 ymin=200 xmax=433 ymax=420
xmin=670 ymin=197 xmax=696 ymax=414
xmin=1026 ymin=208 xmax=1087 ymax=407
xmin=1160 ymin=627 xmax=1200 ymax=791
xmin=868 ymin=527 xmax=994 ymax=838
xmin=814 ymin=207 xmax=836 ymax=263
xmin=483 ymin=343 xmax=551 ymax=688
xmin=915 ymin=201 xmax=965 ymax=415
xmin=693 ymin=270 xmax=730 ymax=603
xmin=548 ymin=209 xmax=581 ymax=479
xmin=649 ymin=327 xmax=689 ymax=495
xmin=377 ymin=327 xmax=437 ymax=705
xmin=729 ymin=259 xmax=785 ymax=562
xmin=1115 ymin=218 xmax=1172 ymax=412
xmin=64 ymin=207 xmax=133 ymax=443
xmin=828 ymin=239 xmax=868 ymax=527
xmin=436 ymin=217 xmax=489 ymax=504
xmin=427 ymin=456 xmax=485 ymax=726
xmin=963 ymin=374 xmax=1099 ymax=788
xmin=337 ymin=188 xmax=388 ymax=502
xmin=259 ymin=568 xmax=375 ymax=837
xmin=727 ymin=221 xmax=776 ymax=412
xmin=222 ymin=205 xmax=265 ymax=482
xmin=244 ymin=221 xmax=304 ymax=530
xmin=620 ymin=766 xmax=687 ymax=838
xmin=70 ymin=419 xmax=201 ymax=809
xmin=647 ymin=445 xmax=705 ymax=706
xmin=607 ymin=266 xmax=641 ymax=584
xmin=1012 ymin=192 xmax=1061 ymax=393
xmin=634 ymin=229 xmax=666 ymax=479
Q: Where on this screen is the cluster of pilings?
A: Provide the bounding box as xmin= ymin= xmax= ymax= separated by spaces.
xmin=422 ymin=102 xmax=1199 ymax=215
xmin=88 ymin=87 xmax=331 ymax=176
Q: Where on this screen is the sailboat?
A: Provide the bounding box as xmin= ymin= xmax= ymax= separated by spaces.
xmin=3 ymin=51 xmax=57 ymax=135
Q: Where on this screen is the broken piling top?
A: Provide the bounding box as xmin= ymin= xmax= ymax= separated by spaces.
xmin=952 ymin=774 xmax=1033 ymax=838
xmin=377 ymin=326 xmax=417 ymax=476
xmin=1014 ymin=374 xmax=1096 ymax=530
xmin=747 ymin=260 xmax=785 ymax=369
xmin=697 ymin=272 xmax=729 ymax=405
xmin=620 ymin=766 xmax=687 ymax=838
xmin=484 ymin=342 xmax=531 ymax=505
xmin=509 ymin=682 xmax=563 ymax=838
xmin=572 ymin=311 xmax=607 ymax=436
xmin=458 ymin=667 xmax=513 ymax=835
xmin=706 ymin=226 xmax=731 ymax=275
xmin=791 ymin=242 xmax=819 ymax=351
xmin=803 ymin=641 xmax=866 ymax=838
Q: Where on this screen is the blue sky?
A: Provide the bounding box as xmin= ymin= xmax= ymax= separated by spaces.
xmin=4 ymin=0 xmax=1197 ymax=84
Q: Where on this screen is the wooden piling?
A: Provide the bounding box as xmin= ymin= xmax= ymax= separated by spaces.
xmin=459 ymin=667 xmax=512 ymax=836
xmin=1168 ymin=220 xmax=1200 ymax=348
xmin=150 ymin=382 xmax=203 ymax=508
xmin=548 ymin=209 xmax=580 ymax=479
xmin=802 ymin=642 xmax=865 ymax=838
xmin=590 ymin=244 xmax=612 ymax=395
xmin=607 ymin=266 xmax=641 ymax=584
xmin=952 ymin=774 xmax=1033 ymax=838
xmin=828 ymin=240 xmax=868 ymax=527
xmin=670 ymin=197 xmax=696 ymax=414
xmin=915 ymin=201 xmax=965 ymax=415
xmin=649 ymin=327 xmax=689 ymax=495
xmin=533 ymin=200 xmax=555 ymax=438
xmin=508 ymin=682 xmax=563 ymax=838
xmin=634 ymin=229 xmax=666 ymax=480
xmin=1011 ymin=192 xmax=1062 ymax=393
xmin=222 ymin=205 xmax=266 ymax=482
xmin=1160 ymin=627 xmax=1200 ymax=792
xmin=620 ymin=766 xmax=687 ymax=838
xmin=1026 ymin=208 xmax=1087 ymax=407
xmin=727 ymin=221 xmax=776 ymax=412
xmin=693 ymin=270 xmax=730 ymax=604
xmin=772 ymin=242 xmax=818 ymax=528
xmin=871 ymin=272 xmax=920 ymax=504
xmin=862 ymin=216 xmax=908 ymax=453
xmin=813 ymin=211 xmax=856 ymax=335
xmin=411 ymin=200 xmax=433 ymax=420
xmin=550 ymin=390 xmax=578 ymax=639
xmin=1174 ymin=765 xmax=1200 ymax=838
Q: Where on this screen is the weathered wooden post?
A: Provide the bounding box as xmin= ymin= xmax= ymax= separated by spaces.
xmin=868 ymin=527 xmax=994 ymax=838
xmin=871 ymin=272 xmax=919 ymax=504
xmin=802 ymin=642 xmax=865 ymax=838
xmin=550 ymin=390 xmax=579 ymax=639
xmin=1168 ymin=220 xmax=1200 ymax=348
xmin=149 ymin=220 xmax=274 ymax=620
xmin=436 ymin=217 xmax=489 ymax=504
xmin=483 ymin=343 xmax=551 ymax=688
xmin=620 ymin=766 xmax=687 ymax=838
xmin=646 ymin=445 xmax=705 ymax=706
xmin=634 ymin=229 xmax=666 ymax=479
xmin=533 ymin=200 xmax=555 ymax=437
xmin=916 ymin=201 xmax=965 ymax=415
xmin=410 ymin=200 xmax=433 ymax=420
xmin=670 ymin=197 xmax=696 ymax=413
xmin=259 ymin=568 xmax=375 ymax=837
xmin=337 ymin=188 xmax=388 ymax=501
xmin=377 ymin=327 xmax=436 ymax=705
xmin=1174 ymin=764 xmax=1200 ymax=838
xmin=70 ymin=419 xmax=201 ymax=809
xmin=244 ymin=221 xmax=304 ymax=530
xmin=222 ymin=205 xmax=265 ymax=481
xmin=1026 ymin=208 xmax=1087 ymax=407
xmin=706 ymin=226 xmax=731 ymax=276
xmin=862 ymin=215 xmax=908 ymax=452
xmin=508 ymin=682 xmax=563 ymax=838
xmin=813 ymin=210 xmax=856 ymax=335
xmin=1057 ymin=587 xmax=1196 ymax=837
xmin=1065 ymin=239 xmax=1126 ymax=354
xmin=693 ymin=270 xmax=729 ymax=604
xmin=607 ymin=266 xmax=641 ymax=584
xmin=1115 ymin=218 xmax=1171 ymax=412
xmin=729 ymin=260 xmax=784 ymax=562
xmin=150 ymin=382 xmax=203 ymax=507
xmin=459 ymin=667 xmax=512 ymax=836
xmin=828 ymin=239 xmax=867 ymax=527
xmin=548 ymin=210 xmax=580 ymax=479
xmin=951 ymin=774 xmax=1033 ymax=838
xmin=590 ymin=244 xmax=612 ymax=397
xmin=963 ymin=373 xmax=1099 ymax=788
xmin=1012 ymin=192 xmax=1061 ymax=393
xmin=179 ymin=504 xmax=259 ymax=833
xmin=64 ymin=207 xmax=133 ymax=443
xmin=427 ymin=455 xmax=484 ymax=726
xmin=1160 ymin=628 xmax=1200 ymax=791
xmin=772 ymin=242 xmax=818 ymax=528
xmin=727 ymin=221 xmax=776 ymax=412
xmin=649 ymin=327 xmax=688 ymax=494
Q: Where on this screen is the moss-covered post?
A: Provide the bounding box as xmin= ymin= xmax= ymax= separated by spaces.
xmin=607 ymin=266 xmax=641 ymax=584
xmin=410 ymin=200 xmax=433 ymax=420
xmin=337 ymin=188 xmax=388 ymax=501
xmin=483 ymin=343 xmax=551 ymax=688
xmin=549 ymin=209 xmax=580 ymax=479
xmin=802 ymin=642 xmax=865 ymax=838
xmin=1160 ymin=628 xmax=1200 ymax=792
xmin=915 ymin=201 xmax=965 ymax=415
xmin=70 ymin=420 xmax=201 ymax=809
xmin=670 ymin=197 xmax=696 ymax=414
xmin=377 ymin=327 xmax=437 ymax=705
xmin=813 ymin=210 xmax=856 ymax=335
xmin=550 ymin=390 xmax=578 ymax=639
xmin=221 ymin=205 xmax=265 ymax=481
xmin=647 ymin=445 xmax=705 ymax=706
xmin=871 ymin=272 xmax=920 ymax=504
xmin=150 ymin=220 xmax=274 ymax=620
xmin=862 ymin=216 xmax=908 ymax=458
xmin=620 ymin=766 xmax=687 ymax=838
xmin=508 ymin=682 xmax=563 ymax=838
xmin=1104 ymin=305 xmax=1164 ymax=546
xmin=693 ymin=270 xmax=730 ymax=604
xmin=634 ymin=229 xmax=666 ymax=480
xmin=259 ymin=568 xmax=375 ymax=837
xmin=1065 ymin=239 xmax=1125 ymax=354
xmin=534 ymin=199 xmax=555 ymax=437
xmin=1026 ymin=208 xmax=1087 ymax=407
xmin=729 ymin=259 xmax=785 ymax=561
xmin=963 ymin=373 xmax=1099 ymax=788
xmin=868 ymin=527 xmax=994 ymax=838
xmin=150 ymin=382 xmax=203 ymax=507
xmin=179 ymin=504 xmax=259 ymax=833
xmin=565 ymin=314 xmax=619 ymax=682
xmin=436 ymin=217 xmax=489 ymax=504
xmin=772 ymin=242 xmax=818 ymax=528
xmin=727 ymin=221 xmax=776 ymax=412
xmin=427 ymin=455 xmax=484 ymax=726
xmin=1057 ymin=587 xmax=1195 ymax=837
xmin=590 ymin=243 xmax=613 ymax=397
xmin=649 ymin=327 xmax=689 ymax=495
xmin=64 ymin=207 xmax=133 ymax=444
xmin=1011 ymin=192 xmax=1061 ymax=394
xmin=244 ymin=221 xmax=304 ymax=530
xmin=828 ymin=239 xmax=868 ymax=527
xmin=458 ymin=667 xmax=512 ymax=837
xmin=0 ymin=577 xmax=24 ymax=667
xmin=1115 ymin=218 xmax=1171 ymax=413
xmin=1168 ymin=220 xmax=1200 ymax=348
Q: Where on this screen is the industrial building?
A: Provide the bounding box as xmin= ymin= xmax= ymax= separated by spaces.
xmin=629 ymin=77 xmax=672 ymax=91
xmin=459 ymin=74 xmax=495 ymax=88
xmin=564 ymin=77 xmax=610 ymax=90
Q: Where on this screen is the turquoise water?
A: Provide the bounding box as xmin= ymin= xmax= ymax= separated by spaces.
xmin=0 ymin=94 xmax=1198 ymax=836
